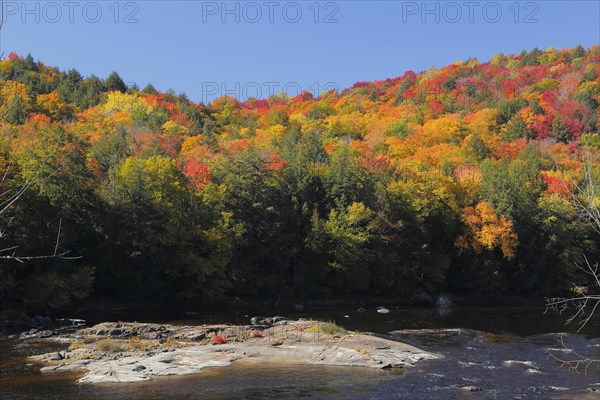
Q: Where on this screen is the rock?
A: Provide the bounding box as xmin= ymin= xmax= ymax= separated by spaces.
xmin=48 ymin=351 xmax=65 ymax=361
xmin=38 ymin=330 xmax=54 ymax=338
xmin=461 ymin=386 xmax=481 ymax=391
xmin=19 ymin=328 xmax=39 ymax=340
xmin=376 ymin=307 xmax=390 ymax=314
xmin=189 ymin=333 xmax=206 ymax=341
xmin=250 ymin=316 xmax=266 ymax=325
xmin=247 ymin=325 xmax=268 ymax=331
xmin=55 ymin=318 xmax=86 ymax=327
xmin=250 ymin=316 xmax=289 ymax=325
xmin=145 ymin=332 xmax=163 ymax=340
xmin=30 ymin=320 xmax=439 ymax=384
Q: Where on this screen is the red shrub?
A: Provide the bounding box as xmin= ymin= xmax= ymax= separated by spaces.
xmin=213 ymin=335 xmax=227 ymax=345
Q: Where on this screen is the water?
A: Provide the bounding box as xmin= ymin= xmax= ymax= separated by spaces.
xmin=1 ymin=307 xmax=599 ymax=399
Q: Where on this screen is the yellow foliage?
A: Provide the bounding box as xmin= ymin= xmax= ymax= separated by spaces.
xmin=35 ymin=92 xmax=78 ymax=121
xmin=0 ymin=81 xmax=31 ymax=113
xmin=466 ymin=108 xmax=498 ymax=140
xmin=456 ymin=201 xmax=518 ymax=260
xmin=0 ymin=60 xmax=13 ymax=77
xmin=162 ymin=120 xmax=188 ymax=135
xmin=103 ymin=92 xmax=146 ymax=114
xmin=420 ymin=116 xmax=465 ymax=146
xmin=180 ymin=135 xmax=211 ymax=162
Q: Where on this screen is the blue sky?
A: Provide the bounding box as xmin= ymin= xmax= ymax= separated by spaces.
xmin=1 ymin=1 xmax=599 ymax=103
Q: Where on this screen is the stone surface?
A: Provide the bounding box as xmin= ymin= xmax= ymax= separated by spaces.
xmin=30 ymin=319 xmax=439 ymax=384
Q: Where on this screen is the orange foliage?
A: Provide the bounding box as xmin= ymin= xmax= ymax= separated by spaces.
xmin=456 ymin=201 xmax=518 ymax=260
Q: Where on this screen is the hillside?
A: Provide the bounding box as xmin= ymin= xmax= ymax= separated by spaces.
xmin=0 ymin=45 xmax=598 ymax=312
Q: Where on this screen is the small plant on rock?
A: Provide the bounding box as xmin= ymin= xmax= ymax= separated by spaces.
xmin=306 ymin=321 xmax=347 ymax=336
xmin=213 ymin=335 xmax=227 ymax=345
xmin=125 ymin=336 xmax=152 ymax=351
xmin=95 ymin=339 xmax=124 ymax=353
xmin=68 ymin=342 xmax=85 ymax=351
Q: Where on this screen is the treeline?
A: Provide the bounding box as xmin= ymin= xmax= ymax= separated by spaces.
xmin=0 ymin=46 xmax=598 ymax=313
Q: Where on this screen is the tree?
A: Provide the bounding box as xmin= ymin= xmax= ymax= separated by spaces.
xmin=455 ymin=201 xmax=518 ymax=260
xmin=327 ymin=144 xmax=370 ymax=209
xmin=142 ymin=84 xmax=158 ymax=94
xmin=105 ymin=71 xmax=127 ymax=93
xmin=545 ymin=156 xmax=600 ymax=373
xmin=551 ymin=116 xmax=572 ymax=144
xmin=467 ymin=133 xmax=490 ymax=162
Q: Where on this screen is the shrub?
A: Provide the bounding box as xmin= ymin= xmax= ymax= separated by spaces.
xmin=306 ymin=321 xmax=347 ymax=336
xmin=251 ymin=330 xmax=262 ymax=338
xmin=68 ymin=342 xmax=84 ymax=351
xmin=125 ymin=336 xmax=152 ymax=351
xmin=95 ymin=339 xmax=124 ymax=353
xmin=213 ymin=335 xmax=227 ymax=345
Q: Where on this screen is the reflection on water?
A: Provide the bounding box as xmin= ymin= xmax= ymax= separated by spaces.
xmin=1 ymin=307 xmax=599 ymax=400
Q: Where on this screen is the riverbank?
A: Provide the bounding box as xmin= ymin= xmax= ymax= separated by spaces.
xmin=28 ymin=319 xmax=439 ymax=383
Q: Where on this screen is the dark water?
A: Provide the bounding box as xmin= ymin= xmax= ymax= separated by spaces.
xmin=1 ymin=307 xmax=599 ymax=399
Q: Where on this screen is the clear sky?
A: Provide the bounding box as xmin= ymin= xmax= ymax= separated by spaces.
xmin=1 ymin=0 xmax=599 ymax=103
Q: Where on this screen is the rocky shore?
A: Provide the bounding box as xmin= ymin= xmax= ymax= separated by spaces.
xmin=25 ymin=317 xmax=439 ymax=383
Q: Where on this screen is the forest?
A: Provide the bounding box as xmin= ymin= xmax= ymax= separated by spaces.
xmin=0 ymin=45 xmax=598 ymax=313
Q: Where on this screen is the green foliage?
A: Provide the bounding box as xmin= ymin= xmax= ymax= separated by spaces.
xmin=105 ymin=71 xmax=127 ymax=93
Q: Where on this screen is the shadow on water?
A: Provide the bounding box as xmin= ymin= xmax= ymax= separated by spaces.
xmin=1 ymin=307 xmax=598 ymax=400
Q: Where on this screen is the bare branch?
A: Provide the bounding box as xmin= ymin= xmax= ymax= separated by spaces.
xmin=0 ymin=250 xmax=82 ymax=263
xmin=547 ymin=335 xmax=599 ymax=375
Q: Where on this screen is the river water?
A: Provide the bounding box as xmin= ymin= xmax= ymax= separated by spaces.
xmin=1 ymin=307 xmax=599 ymax=399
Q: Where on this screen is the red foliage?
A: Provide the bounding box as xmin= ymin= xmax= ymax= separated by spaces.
xmin=297 ymin=91 xmax=315 ymax=102
xmin=492 ymin=138 xmax=528 ymax=159
xmin=251 ymin=330 xmax=262 ymax=338
xmin=429 ymin=99 xmax=444 ymax=116
xmin=143 ymin=93 xmax=167 ymax=106
xmin=402 ymin=85 xmax=419 ymax=100
xmin=542 ymin=172 xmax=570 ymax=197
xmin=263 ymin=151 xmax=288 ymax=171
xmin=159 ymin=133 xmax=183 ymax=158
xmin=563 ymin=117 xmax=587 ymax=138
xmin=500 ymin=79 xmax=520 ymax=98
xmin=213 ymin=335 xmax=227 ymax=345
xmin=532 ymin=115 xmax=553 ymax=139
xmin=183 ymin=158 xmax=212 ymax=190
xmin=228 ymin=138 xmax=251 ymax=154
xmin=241 ymin=98 xmax=270 ymax=110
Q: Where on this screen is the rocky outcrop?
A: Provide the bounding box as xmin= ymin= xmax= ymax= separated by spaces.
xmin=1 ymin=313 xmax=85 ymax=336
xmin=29 ymin=319 xmax=439 ymax=383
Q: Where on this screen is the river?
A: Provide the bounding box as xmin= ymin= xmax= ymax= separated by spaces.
xmin=1 ymin=307 xmax=598 ymax=399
